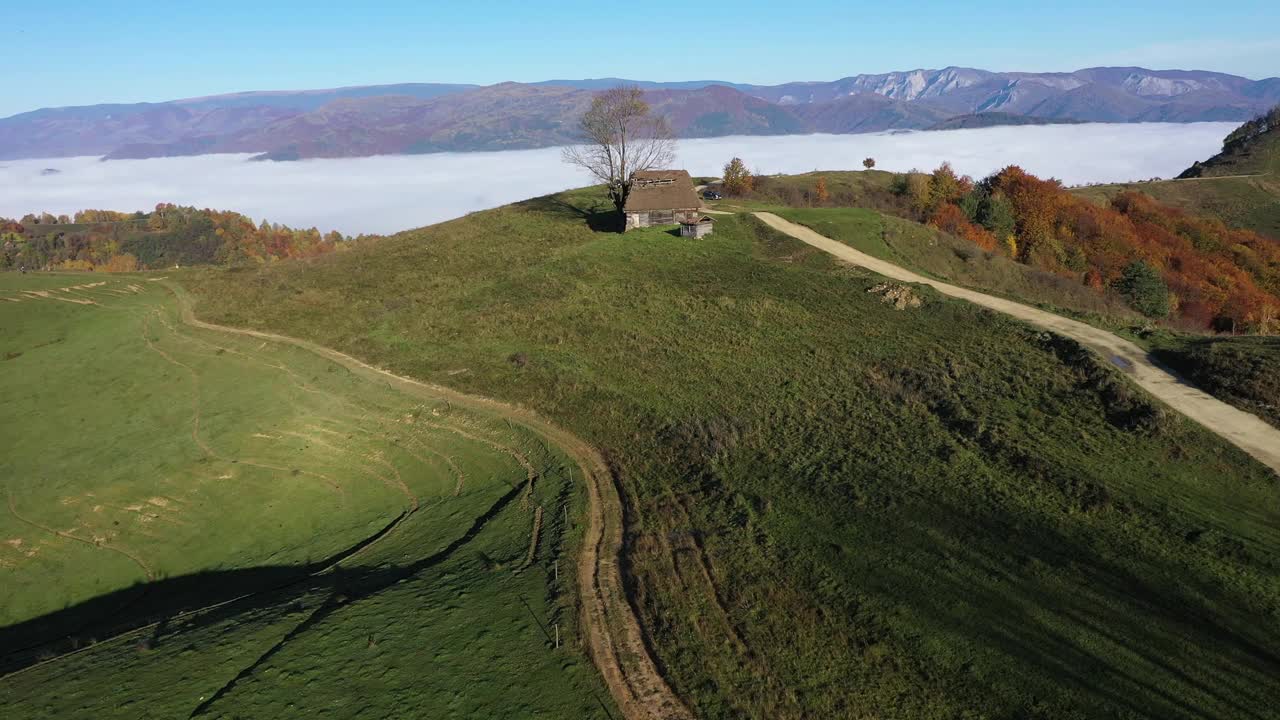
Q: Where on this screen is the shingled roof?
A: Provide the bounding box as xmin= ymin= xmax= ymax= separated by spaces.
xmin=624 ymin=170 xmax=700 ymax=212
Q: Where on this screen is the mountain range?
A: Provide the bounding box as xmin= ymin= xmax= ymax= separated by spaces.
xmin=2 ymin=67 xmax=1277 ymax=161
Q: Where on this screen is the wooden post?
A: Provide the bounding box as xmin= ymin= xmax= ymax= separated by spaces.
xmin=555 ymin=622 xmax=560 ymax=649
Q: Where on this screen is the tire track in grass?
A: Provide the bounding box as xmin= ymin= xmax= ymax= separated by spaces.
xmin=141 ymin=311 xmax=346 ymax=498
xmin=316 ymin=420 xmax=467 ymax=496
xmin=165 ymin=282 xmax=692 ymax=720
xmin=6 ymin=490 xmax=154 ymax=582
xmin=154 ymin=316 xmax=484 ymax=505
xmin=156 ymin=311 xmax=526 ymax=504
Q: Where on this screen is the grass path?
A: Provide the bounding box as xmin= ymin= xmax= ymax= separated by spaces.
xmin=755 ymin=212 xmax=1280 ymax=475
xmin=163 ymin=282 xmax=691 ymax=720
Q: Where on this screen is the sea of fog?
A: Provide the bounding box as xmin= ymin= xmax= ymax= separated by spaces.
xmin=0 ymin=122 xmax=1235 ymax=236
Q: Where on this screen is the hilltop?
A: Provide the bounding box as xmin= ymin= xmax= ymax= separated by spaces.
xmin=142 ymin=188 xmax=1279 ymax=718
xmin=2 ymin=66 xmax=1277 ymax=161
xmin=4 ymin=184 xmax=1280 ymax=717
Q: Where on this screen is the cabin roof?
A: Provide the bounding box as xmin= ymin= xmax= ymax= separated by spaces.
xmin=680 ymin=215 xmax=714 ymax=225
xmin=624 ymin=169 xmax=700 ymax=212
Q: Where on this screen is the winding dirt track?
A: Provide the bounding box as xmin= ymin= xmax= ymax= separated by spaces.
xmin=755 ymin=212 xmax=1280 ymax=475
xmin=165 ymin=285 xmax=691 ymax=720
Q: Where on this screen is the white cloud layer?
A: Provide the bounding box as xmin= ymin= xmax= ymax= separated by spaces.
xmin=0 ymin=123 xmax=1235 ymax=236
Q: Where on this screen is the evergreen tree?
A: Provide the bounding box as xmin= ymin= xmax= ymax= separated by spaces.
xmin=1114 ymin=260 xmax=1170 ymax=318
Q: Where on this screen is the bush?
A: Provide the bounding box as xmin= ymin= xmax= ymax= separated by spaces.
xmin=1114 ymin=260 xmax=1170 ymax=318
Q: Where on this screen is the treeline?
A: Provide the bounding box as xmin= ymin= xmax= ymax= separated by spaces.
xmin=1 ymin=204 xmax=370 ymax=272
xmin=897 ymin=164 xmax=1280 ymax=332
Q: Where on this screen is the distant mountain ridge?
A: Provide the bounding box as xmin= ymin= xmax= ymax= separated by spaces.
xmin=2 ymin=67 xmax=1277 ymax=161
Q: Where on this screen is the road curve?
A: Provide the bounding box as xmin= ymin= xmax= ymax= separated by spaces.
xmin=754 ymin=212 xmax=1280 ymax=475
xmin=165 ymin=284 xmax=691 ymax=720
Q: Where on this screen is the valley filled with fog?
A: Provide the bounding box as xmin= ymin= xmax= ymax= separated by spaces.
xmin=0 ymin=122 xmax=1235 ymax=235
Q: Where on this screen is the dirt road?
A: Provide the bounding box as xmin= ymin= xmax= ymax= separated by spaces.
xmin=166 ymin=284 xmax=691 ymax=720
xmin=754 ymin=212 xmax=1280 ymax=475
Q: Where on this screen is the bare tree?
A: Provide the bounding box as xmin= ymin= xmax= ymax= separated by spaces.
xmin=562 ymin=85 xmax=676 ymax=221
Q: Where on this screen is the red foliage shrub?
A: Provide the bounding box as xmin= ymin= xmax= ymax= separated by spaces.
xmin=938 ymin=166 xmax=1280 ymax=331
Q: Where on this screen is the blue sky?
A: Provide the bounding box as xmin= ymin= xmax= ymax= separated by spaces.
xmin=5 ymin=0 xmax=1278 ymax=117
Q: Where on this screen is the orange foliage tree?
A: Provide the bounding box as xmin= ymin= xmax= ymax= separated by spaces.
xmin=101 ymin=253 xmax=139 ymax=272
xmin=918 ymin=164 xmax=1280 ymax=331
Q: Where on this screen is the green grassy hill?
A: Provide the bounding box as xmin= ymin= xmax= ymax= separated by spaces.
xmin=0 ymin=274 xmax=609 ymax=718
xmin=766 ymin=205 xmax=1280 ymax=427
xmin=1145 ymin=331 xmax=1280 ymax=428
xmin=170 ymin=189 xmax=1280 ymax=719
xmin=714 ymin=168 xmax=1279 ymax=427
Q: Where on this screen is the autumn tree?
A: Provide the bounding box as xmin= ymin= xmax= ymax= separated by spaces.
xmin=101 ymin=253 xmax=139 ymax=272
xmin=928 ymin=162 xmax=970 ymax=209
xmin=863 ymin=157 xmax=876 ymax=169
xmin=988 ymin=165 xmax=1065 ymax=266
xmin=928 ymin=203 xmax=997 ymax=252
xmin=813 ymin=177 xmax=830 ymax=204
xmin=561 ymin=85 xmax=676 ymax=223
xmin=722 ymin=157 xmax=754 ymax=196
xmin=960 ymin=181 xmax=1017 ymax=247
xmin=1259 ymin=304 xmax=1278 ymax=335
xmin=904 ymin=173 xmax=932 ymax=216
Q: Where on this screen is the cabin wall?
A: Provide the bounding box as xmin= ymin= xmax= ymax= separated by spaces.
xmin=625 ymin=207 xmax=701 ymax=232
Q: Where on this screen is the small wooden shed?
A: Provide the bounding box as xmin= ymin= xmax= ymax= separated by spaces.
xmin=679 ymin=215 xmax=714 ymax=238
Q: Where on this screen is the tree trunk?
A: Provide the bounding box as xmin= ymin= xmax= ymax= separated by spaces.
xmin=609 ymin=183 xmax=629 ymax=232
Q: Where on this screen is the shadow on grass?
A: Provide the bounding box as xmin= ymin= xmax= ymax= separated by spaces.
xmin=1 ymin=479 xmax=525 ymax=677
xmin=846 ymin=493 xmax=1280 ymax=719
xmin=520 ymin=194 xmax=621 ymax=233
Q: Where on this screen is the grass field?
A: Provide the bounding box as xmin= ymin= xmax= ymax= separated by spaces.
xmin=0 ymin=273 xmax=611 ymax=718
xmin=1141 ymin=330 xmax=1280 ymax=428
xmin=708 ymin=169 xmax=903 ymax=214
xmin=763 ymin=203 xmax=1278 ymax=431
xmin=175 ymin=188 xmax=1280 ymax=719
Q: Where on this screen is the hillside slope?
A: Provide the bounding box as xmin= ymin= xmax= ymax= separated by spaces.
xmin=1074 ymin=107 xmax=1280 ymax=236
xmin=760 ymin=210 xmax=1280 ymax=468
xmin=178 ymin=190 xmax=1280 ymax=719
xmin=1180 ymin=106 xmax=1280 ymax=178
xmin=718 ymin=174 xmax=1280 ymax=430
xmin=0 ymin=273 xmax=612 ymax=718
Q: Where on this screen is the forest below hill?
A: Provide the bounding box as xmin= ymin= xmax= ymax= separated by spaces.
xmin=0 ymin=206 xmax=365 ymax=271
xmin=903 ymin=164 xmax=1280 ymax=333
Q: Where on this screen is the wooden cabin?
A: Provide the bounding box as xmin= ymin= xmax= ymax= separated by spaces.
xmin=623 ymin=170 xmax=701 ymax=231
xmin=679 ymin=215 xmax=714 ymax=238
